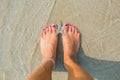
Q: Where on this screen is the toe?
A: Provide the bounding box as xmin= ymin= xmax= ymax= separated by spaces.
xmin=51 ymin=26 xmax=56 ymax=33
xmin=43 ymin=29 xmax=46 ymax=36
xmin=51 ymin=24 xmax=57 ymax=28
xmin=48 ymin=26 xmax=52 ymax=33
xmin=74 ymin=26 xmax=79 ymax=35
xmin=63 ymin=23 xmax=69 ymax=28
xmin=45 ymin=27 xmax=49 ymax=34
xmin=74 ymin=26 xmax=79 ymax=31
xmin=45 ymin=26 xmax=49 ymax=29
xmin=51 ymin=24 xmax=57 ymax=33
xmin=71 ymin=26 xmax=75 ymax=34
xmin=41 ymin=28 xmax=46 ymax=38
xmin=63 ymin=23 xmax=69 ymax=34
xmin=74 ymin=28 xmax=78 ymax=35
xmin=69 ymin=24 xmax=77 ymax=34
xmin=63 ymin=28 xmax=68 ymax=34
xmin=68 ymin=24 xmax=72 ymax=32
xmin=77 ymin=31 xmax=80 ymax=38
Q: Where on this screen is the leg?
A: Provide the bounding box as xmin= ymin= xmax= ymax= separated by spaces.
xmin=27 ymin=24 xmax=58 ymax=80
xmin=62 ymin=24 xmax=93 ymax=80
xmin=27 ymin=61 xmax=54 ymax=80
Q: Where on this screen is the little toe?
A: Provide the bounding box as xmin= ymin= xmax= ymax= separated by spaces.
xmin=43 ymin=29 xmax=46 ymax=36
xmin=77 ymin=31 xmax=80 ymax=38
xmin=41 ymin=28 xmax=46 ymax=38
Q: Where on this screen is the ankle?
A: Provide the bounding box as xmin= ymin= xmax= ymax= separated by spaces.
xmin=64 ymin=56 xmax=76 ymax=67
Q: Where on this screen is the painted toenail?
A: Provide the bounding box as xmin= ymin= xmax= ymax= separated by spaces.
xmin=44 ymin=26 xmax=48 ymax=29
xmin=69 ymin=24 xmax=72 ymax=26
xmin=74 ymin=26 xmax=78 ymax=30
xmin=51 ymin=24 xmax=57 ymax=27
xmin=63 ymin=23 xmax=69 ymax=27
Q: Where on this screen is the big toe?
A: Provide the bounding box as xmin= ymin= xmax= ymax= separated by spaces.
xmin=50 ymin=24 xmax=57 ymax=33
xmin=63 ymin=23 xmax=69 ymax=34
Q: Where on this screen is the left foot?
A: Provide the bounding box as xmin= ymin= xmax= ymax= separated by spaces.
xmin=40 ymin=24 xmax=58 ymax=62
xmin=62 ymin=24 xmax=80 ymax=64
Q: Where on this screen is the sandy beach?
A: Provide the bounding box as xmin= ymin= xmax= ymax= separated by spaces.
xmin=0 ymin=0 xmax=120 ymax=80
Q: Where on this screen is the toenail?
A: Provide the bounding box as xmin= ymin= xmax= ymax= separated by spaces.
xmin=69 ymin=24 xmax=72 ymax=26
xmin=77 ymin=31 xmax=80 ymax=33
xmin=74 ymin=26 xmax=78 ymax=30
xmin=45 ymin=26 xmax=48 ymax=28
xmin=63 ymin=23 xmax=69 ymax=27
xmin=51 ymin=24 xmax=57 ymax=27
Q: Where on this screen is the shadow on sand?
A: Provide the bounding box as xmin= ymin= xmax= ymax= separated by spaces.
xmin=54 ymin=34 xmax=120 ymax=80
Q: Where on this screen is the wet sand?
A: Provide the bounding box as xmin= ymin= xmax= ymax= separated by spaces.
xmin=0 ymin=0 xmax=120 ymax=80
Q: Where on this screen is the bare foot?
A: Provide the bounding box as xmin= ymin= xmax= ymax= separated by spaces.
xmin=40 ymin=24 xmax=58 ymax=62
xmin=62 ymin=24 xmax=80 ymax=64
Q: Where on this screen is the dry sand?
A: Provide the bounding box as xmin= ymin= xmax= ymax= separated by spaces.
xmin=0 ymin=0 xmax=120 ymax=80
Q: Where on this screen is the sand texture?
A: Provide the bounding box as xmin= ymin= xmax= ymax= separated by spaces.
xmin=0 ymin=0 xmax=120 ymax=80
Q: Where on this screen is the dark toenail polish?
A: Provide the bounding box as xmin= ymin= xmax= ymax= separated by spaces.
xmin=64 ymin=23 xmax=69 ymax=26
xmin=51 ymin=24 xmax=57 ymax=27
xmin=45 ymin=26 xmax=49 ymax=28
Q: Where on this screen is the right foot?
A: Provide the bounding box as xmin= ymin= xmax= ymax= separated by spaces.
xmin=62 ymin=24 xmax=80 ymax=64
xmin=40 ymin=24 xmax=58 ymax=62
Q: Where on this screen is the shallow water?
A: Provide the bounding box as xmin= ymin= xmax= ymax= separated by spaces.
xmin=0 ymin=0 xmax=120 ymax=80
